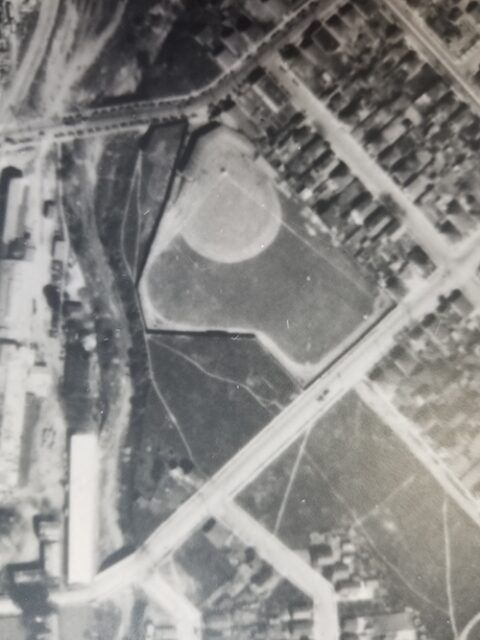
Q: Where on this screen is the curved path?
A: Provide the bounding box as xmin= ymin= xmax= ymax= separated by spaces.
xmin=460 ymin=613 xmax=480 ymax=640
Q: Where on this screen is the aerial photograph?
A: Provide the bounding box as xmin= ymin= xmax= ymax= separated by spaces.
xmin=2 ymin=0 xmax=480 ymax=639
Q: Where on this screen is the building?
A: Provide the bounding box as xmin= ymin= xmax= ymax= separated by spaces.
xmin=38 ymin=517 xmax=63 ymax=582
xmin=0 ymin=343 xmax=34 ymax=493
xmin=1 ymin=175 xmax=28 ymax=249
xmin=67 ymin=433 xmax=99 ymax=585
xmin=343 ymin=611 xmax=418 ymax=640
xmin=0 ymin=259 xmax=34 ymax=343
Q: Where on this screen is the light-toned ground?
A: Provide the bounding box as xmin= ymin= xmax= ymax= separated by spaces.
xmin=177 ymin=128 xmax=281 ymax=263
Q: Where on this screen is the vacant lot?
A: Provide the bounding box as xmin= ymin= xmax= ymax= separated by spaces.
xmin=90 ymin=124 xmax=184 ymax=280
xmin=122 ymin=123 xmax=186 ymax=278
xmin=127 ymin=331 xmax=298 ymax=543
xmin=0 ymin=617 xmax=27 ymax=640
xmin=128 ymin=381 xmax=194 ymax=544
xmin=58 ymin=606 xmax=94 ymax=640
xmin=140 ymin=126 xmax=377 ymax=382
xmin=239 ymin=392 xmax=480 ymax=640
xmin=171 ymin=530 xmax=237 ymax=605
xmin=146 ymin=333 xmax=299 ymax=476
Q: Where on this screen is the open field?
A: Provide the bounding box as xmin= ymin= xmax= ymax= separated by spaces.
xmin=124 ymin=334 xmax=299 ymax=542
xmin=239 ymin=392 xmax=480 ymax=640
xmin=140 ymin=126 xmax=377 ymax=382
xmin=146 ymin=333 xmax=299 ymax=475
xmin=61 ymin=128 xmax=186 ymax=549
xmin=122 ymin=123 xmax=186 ymax=278
xmin=170 ymin=529 xmax=237 ymax=605
xmin=139 ymin=24 xmax=221 ymax=99
xmin=129 ymin=331 xmax=299 ymax=543
xmin=129 ymin=382 xmax=195 ymax=545
xmin=59 ymin=598 xmax=129 ymax=640
xmin=89 ymin=123 xmax=185 ymax=281
xmin=58 ymin=606 xmax=94 ymax=640
xmin=0 ymin=617 xmax=27 ymax=640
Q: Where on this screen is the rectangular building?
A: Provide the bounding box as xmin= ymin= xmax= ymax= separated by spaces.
xmin=0 ymin=344 xmax=34 ymax=494
xmin=67 ymin=433 xmax=99 ymax=585
xmin=0 ymin=259 xmax=34 ymax=343
xmin=2 ymin=175 xmax=28 ymax=247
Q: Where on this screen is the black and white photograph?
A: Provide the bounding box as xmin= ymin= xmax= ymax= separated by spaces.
xmin=1 ymin=1 xmax=480 ymax=639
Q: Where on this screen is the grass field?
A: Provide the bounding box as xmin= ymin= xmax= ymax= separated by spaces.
xmin=138 ymin=26 xmax=220 ymax=99
xmin=146 ymin=334 xmax=299 ymax=476
xmin=239 ymin=392 xmax=480 ymax=640
xmin=92 ymin=124 xmax=184 ymax=279
xmin=140 ymin=126 xmax=377 ymax=382
xmin=122 ymin=123 xmax=186 ymax=277
xmin=129 ymin=332 xmax=299 ymax=542
xmin=170 ymin=530 xmax=237 ymax=605
xmin=62 ymin=129 xmax=188 ymax=545
xmin=0 ymin=617 xmax=27 ymax=640
xmin=129 ymin=382 xmax=195 ymax=544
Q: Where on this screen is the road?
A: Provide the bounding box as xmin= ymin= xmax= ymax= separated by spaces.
xmin=216 ymin=501 xmax=339 ymax=640
xmin=0 ymin=0 xmax=332 ymax=148
xmin=5 ymin=0 xmax=480 ymax=630
xmin=0 ymin=0 xmax=356 ymax=151
xmin=380 ymin=0 xmax=480 ymax=116
xmin=141 ymin=574 xmax=202 ymax=640
xmin=266 ymin=58 xmax=452 ymax=266
xmin=267 ymin=54 xmax=480 ymax=308
xmin=0 ymin=0 xmax=61 ymax=121
xmin=357 ymin=381 xmax=480 ymax=529
xmin=51 ymin=233 xmax=480 ymax=611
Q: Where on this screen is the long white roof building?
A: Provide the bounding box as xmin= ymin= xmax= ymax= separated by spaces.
xmin=67 ymin=432 xmax=99 ymax=585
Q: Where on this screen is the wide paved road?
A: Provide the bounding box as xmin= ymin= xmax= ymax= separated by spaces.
xmin=218 ymin=501 xmax=339 ymax=640
xmin=0 ymin=0 xmax=332 ymax=148
xmin=53 ymin=236 xmax=480 ymax=610
xmin=141 ymin=573 xmax=202 ymax=640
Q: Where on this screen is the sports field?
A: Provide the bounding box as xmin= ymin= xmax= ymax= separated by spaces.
xmin=140 ymin=126 xmax=377 ymax=382
xmin=238 ymin=392 xmax=480 ymax=640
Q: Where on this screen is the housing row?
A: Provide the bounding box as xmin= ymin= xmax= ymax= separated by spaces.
xmin=278 ymin=0 xmax=480 ymax=241
xmin=233 ymin=69 xmax=434 ymax=297
xmin=200 ymin=518 xmax=427 ymax=640
xmin=405 ymin=0 xmax=480 ymax=74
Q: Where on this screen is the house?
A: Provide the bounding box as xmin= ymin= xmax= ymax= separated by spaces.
xmin=343 ymin=610 xmax=418 ymax=640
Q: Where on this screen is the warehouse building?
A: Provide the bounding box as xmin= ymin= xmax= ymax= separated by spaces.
xmin=0 ymin=343 xmax=35 ymax=493
xmin=1 ymin=174 xmax=28 ymax=249
xmin=67 ymin=432 xmax=99 ymax=585
xmin=0 ymin=259 xmax=34 ymax=344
